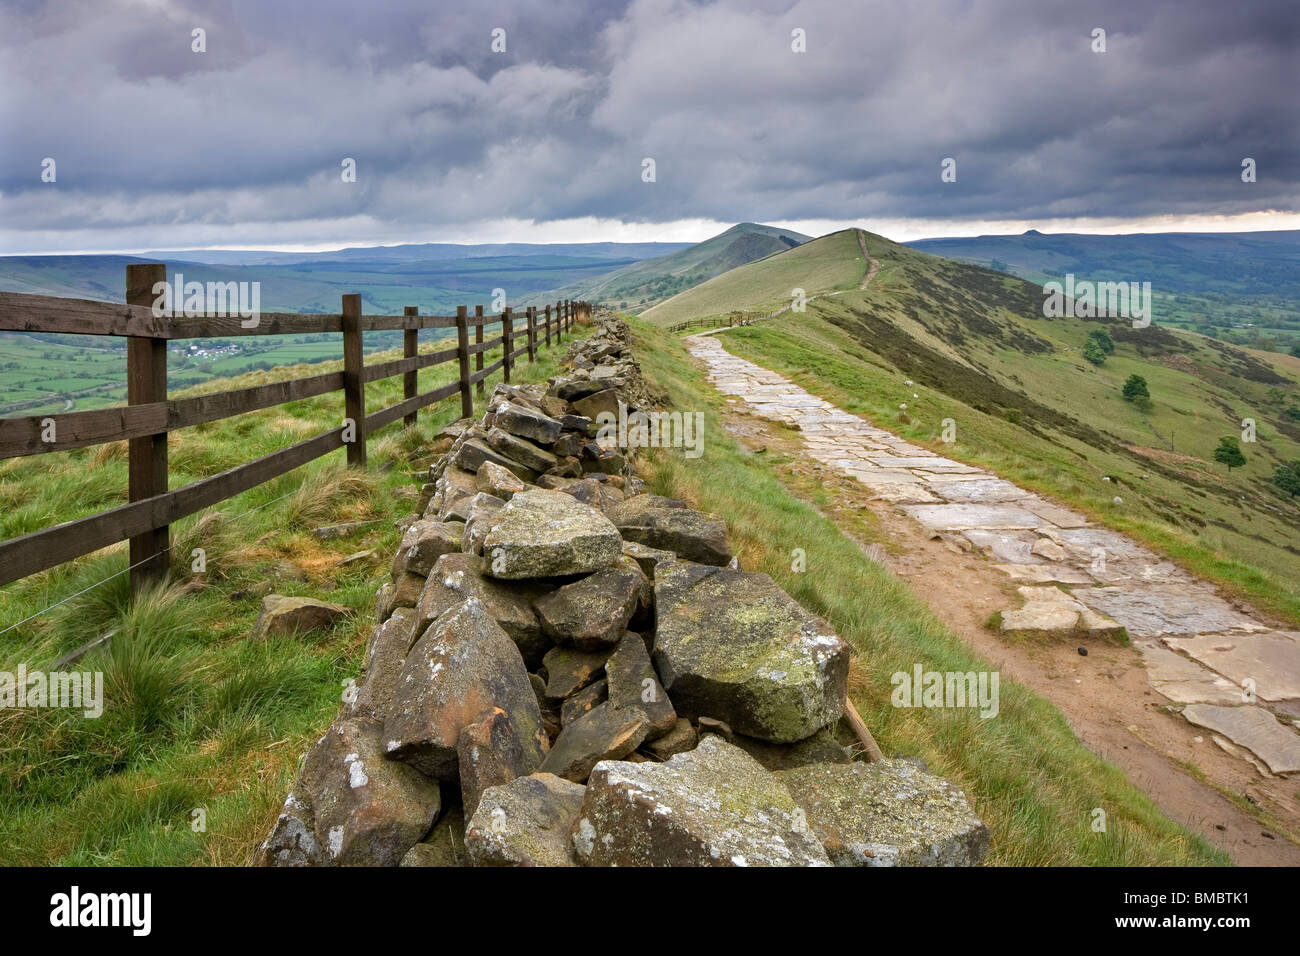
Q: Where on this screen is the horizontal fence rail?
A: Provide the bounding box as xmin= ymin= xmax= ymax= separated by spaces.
xmin=668 ymin=310 xmax=765 ymax=334
xmin=0 ymin=264 xmax=589 ymax=592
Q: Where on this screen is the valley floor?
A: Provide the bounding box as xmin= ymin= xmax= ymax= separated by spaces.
xmin=686 ymin=329 xmax=1300 ymax=865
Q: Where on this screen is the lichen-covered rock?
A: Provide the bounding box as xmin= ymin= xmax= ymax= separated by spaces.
xmin=560 ymin=678 xmax=608 ymax=726
xmin=653 ymin=563 xmax=849 ymax=743
xmin=731 ymin=727 xmax=853 ymax=771
xmin=262 ymin=715 xmax=441 ymax=867
xmin=464 ymin=773 xmax=586 ymax=867
xmin=642 ymin=717 xmax=697 ymax=760
xmin=776 ymin=759 xmax=989 ymax=866
xmin=417 ymin=552 xmax=551 ymax=668
xmin=605 ymin=631 xmax=676 ymax=738
xmin=458 ymin=706 xmax=544 ymax=818
xmin=570 ymin=388 xmax=619 ymax=420
xmin=460 ymin=492 xmax=506 ymax=556
xmin=476 ymin=460 xmax=527 ymax=499
xmin=609 ymin=497 xmax=731 ymax=566
xmin=481 ymin=489 xmax=622 ymax=580
xmin=383 ymin=599 xmax=548 ymax=780
xmin=352 ymin=607 xmax=418 ymax=719
xmin=487 ymin=426 xmax=558 ymax=474
xmin=533 ymin=557 xmax=649 ymax=650
xmin=391 ymin=519 xmax=461 ymax=579
xmin=621 ymin=540 xmax=677 ymax=580
xmin=572 ymin=735 xmax=830 ymax=866
xmin=542 ymin=645 xmax=611 ymax=699
xmin=539 ymin=702 xmax=648 ymax=783
xmin=452 ymin=437 xmax=538 ymax=482
xmin=492 ymin=402 xmax=565 ymax=445
xmin=251 ymin=594 xmax=348 ymax=641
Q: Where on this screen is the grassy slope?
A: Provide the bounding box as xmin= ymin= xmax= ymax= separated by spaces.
xmin=641 ymin=228 xmax=866 ymax=326
xmin=0 ymin=338 xmax=563 ymax=865
xmin=630 ymin=315 xmax=1224 ymax=865
xmin=665 ymin=231 xmax=1300 ymax=625
xmin=549 ymin=223 xmax=813 ymax=314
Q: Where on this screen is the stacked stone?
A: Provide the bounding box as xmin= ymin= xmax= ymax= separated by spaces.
xmin=257 ymin=310 xmax=989 ymax=868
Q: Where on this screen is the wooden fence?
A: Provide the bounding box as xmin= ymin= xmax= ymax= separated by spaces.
xmin=667 ymin=310 xmax=763 ymax=334
xmin=0 ymin=263 xmax=589 ymax=592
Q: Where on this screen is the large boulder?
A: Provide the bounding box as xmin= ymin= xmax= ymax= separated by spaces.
xmin=416 ymin=553 xmax=550 ymax=669
xmin=260 ymin=715 xmax=441 ymax=867
xmin=481 ymin=490 xmax=623 ymax=580
xmin=608 ymin=497 xmax=731 ymax=566
xmin=251 ymin=594 xmax=348 ymax=641
xmin=776 ymin=760 xmax=989 ymax=866
xmin=533 ymin=557 xmax=649 ymax=650
xmin=383 ymin=599 xmax=548 ymax=780
xmin=572 ymin=736 xmax=830 ymax=866
xmin=464 ymin=773 xmax=586 ymax=867
xmin=653 ymin=563 xmax=850 ymax=743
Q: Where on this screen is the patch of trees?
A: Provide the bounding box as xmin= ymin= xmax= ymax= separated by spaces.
xmin=1083 ymin=328 xmax=1114 ymax=365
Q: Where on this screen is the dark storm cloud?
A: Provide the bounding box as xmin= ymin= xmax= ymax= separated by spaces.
xmin=0 ymin=0 xmax=1294 ymax=251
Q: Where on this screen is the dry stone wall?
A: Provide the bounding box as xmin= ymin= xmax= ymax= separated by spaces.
xmin=256 ymin=308 xmax=990 ymax=867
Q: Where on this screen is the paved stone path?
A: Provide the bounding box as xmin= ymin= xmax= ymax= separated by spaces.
xmin=687 ymin=331 xmax=1300 ymax=776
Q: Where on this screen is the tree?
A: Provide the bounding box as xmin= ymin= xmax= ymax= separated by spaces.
xmin=1088 ymin=328 xmax=1115 ymax=355
xmin=1122 ymin=373 xmax=1151 ymax=410
xmin=1273 ymin=460 xmax=1300 ymax=498
xmin=1213 ymin=436 xmax=1246 ymax=471
xmin=1083 ymin=339 xmax=1107 ymax=366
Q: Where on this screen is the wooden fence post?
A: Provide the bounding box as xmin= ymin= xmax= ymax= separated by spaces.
xmin=125 ymin=263 xmax=169 ymax=593
xmin=526 ymin=306 xmax=537 ymax=363
xmin=403 ymin=305 xmax=418 ymax=428
xmin=456 ymin=305 xmax=473 ymax=419
xmin=554 ymin=301 xmax=562 ymax=342
xmin=474 ymin=305 xmax=485 ymax=398
xmin=502 ymin=307 xmax=513 ymax=383
xmin=341 ymin=293 xmax=366 ymax=468
xmin=544 ymin=304 xmax=552 ymax=348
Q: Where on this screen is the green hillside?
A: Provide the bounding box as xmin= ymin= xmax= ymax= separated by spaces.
xmin=641 ymin=227 xmax=872 ymax=326
xmin=909 ymin=230 xmax=1300 ymax=357
xmin=551 ymin=222 xmax=812 ymax=313
xmin=684 ymin=231 xmax=1300 ymax=623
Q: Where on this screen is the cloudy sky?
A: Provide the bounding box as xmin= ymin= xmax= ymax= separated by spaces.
xmin=1 ymin=0 xmax=1296 ymax=253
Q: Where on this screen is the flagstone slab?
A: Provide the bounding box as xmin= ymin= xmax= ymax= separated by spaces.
xmin=1019 ymin=498 xmax=1090 ymax=528
xmin=1180 ymin=704 xmax=1300 ymax=774
xmin=1075 ymin=586 xmax=1268 ymax=640
xmin=961 ymin=530 xmax=1044 ymax=564
xmin=993 ymin=564 xmax=1094 ymax=585
xmin=1164 ymin=632 xmax=1300 ymax=702
xmin=925 ymin=478 xmax=1030 ymax=503
xmin=904 ymin=503 xmax=1047 ymax=532
xmin=1137 ymin=641 xmax=1244 ymax=706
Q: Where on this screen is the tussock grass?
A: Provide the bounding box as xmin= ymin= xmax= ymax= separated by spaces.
xmin=0 ymin=335 xmax=563 ymax=864
xmin=631 ymin=315 xmax=1226 ymax=866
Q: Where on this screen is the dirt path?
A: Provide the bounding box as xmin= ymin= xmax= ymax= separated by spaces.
xmin=686 ymin=331 xmax=1300 ymax=865
xmin=857 ymin=229 xmax=880 ymax=289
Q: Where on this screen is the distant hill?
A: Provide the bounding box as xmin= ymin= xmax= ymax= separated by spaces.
xmin=141 ymin=240 xmax=692 ymax=267
xmin=907 ymin=230 xmax=1300 ymax=356
xmin=640 ymin=228 xmax=866 ymax=326
xmin=550 ymin=223 xmax=812 ymax=312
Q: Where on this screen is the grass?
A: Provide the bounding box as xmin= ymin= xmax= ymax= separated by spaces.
xmin=641 ymin=229 xmax=866 ymax=327
xmin=0 ymin=332 xmax=564 ymax=865
xmin=628 ymin=314 xmax=1227 ymax=865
